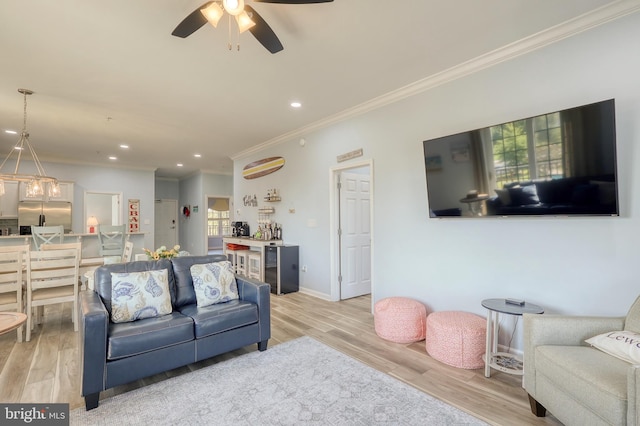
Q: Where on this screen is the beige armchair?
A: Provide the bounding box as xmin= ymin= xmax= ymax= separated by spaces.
xmin=524 ymin=296 xmax=640 ymax=426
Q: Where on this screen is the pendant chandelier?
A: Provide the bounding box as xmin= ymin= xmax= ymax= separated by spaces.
xmin=0 ymin=88 xmax=60 ymax=198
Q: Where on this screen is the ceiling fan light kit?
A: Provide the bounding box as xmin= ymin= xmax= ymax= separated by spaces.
xmin=173 ymin=0 xmax=333 ymax=54
xmin=235 ymin=10 xmax=256 ymax=33
xmin=223 ymin=0 xmax=245 ymax=16
xmin=201 ymin=3 xmax=224 ymax=27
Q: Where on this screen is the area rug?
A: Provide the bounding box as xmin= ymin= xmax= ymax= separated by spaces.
xmin=70 ymin=336 xmax=486 ymax=425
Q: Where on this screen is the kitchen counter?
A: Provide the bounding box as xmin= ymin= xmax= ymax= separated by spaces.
xmin=0 ymin=232 xmax=146 ymax=258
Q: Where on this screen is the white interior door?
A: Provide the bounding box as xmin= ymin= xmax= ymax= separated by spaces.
xmin=339 ymin=171 xmax=371 ymax=299
xmin=154 ymin=199 xmax=178 ymax=249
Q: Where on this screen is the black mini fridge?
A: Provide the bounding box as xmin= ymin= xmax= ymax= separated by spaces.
xmin=264 ymin=245 xmax=299 ymax=295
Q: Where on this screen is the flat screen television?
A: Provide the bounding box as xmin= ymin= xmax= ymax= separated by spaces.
xmin=423 ymin=99 xmax=619 ymax=218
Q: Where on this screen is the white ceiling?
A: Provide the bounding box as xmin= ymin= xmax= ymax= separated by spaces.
xmin=0 ymin=0 xmax=625 ymax=178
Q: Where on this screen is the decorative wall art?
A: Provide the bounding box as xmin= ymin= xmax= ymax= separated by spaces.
xmin=242 ymin=156 xmax=285 ymax=179
xmin=450 ymin=141 xmax=470 ymax=162
xmin=243 ymin=195 xmax=258 ymax=207
xmin=128 ymin=199 xmax=140 ymax=233
xmin=425 ymin=155 xmax=442 ymax=171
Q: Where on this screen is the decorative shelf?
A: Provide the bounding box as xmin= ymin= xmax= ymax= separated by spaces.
xmin=264 ymin=196 xmax=281 ymax=202
xmin=258 ymin=207 xmax=275 ymax=214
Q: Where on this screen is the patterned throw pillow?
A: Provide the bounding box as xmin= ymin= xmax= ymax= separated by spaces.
xmin=190 ymin=261 xmax=239 ymax=307
xmin=110 ymin=269 xmax=173 ymax=323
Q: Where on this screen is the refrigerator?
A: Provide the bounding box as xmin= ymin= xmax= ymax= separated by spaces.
xmin=18 ymin=201 xmax=72 ymax=234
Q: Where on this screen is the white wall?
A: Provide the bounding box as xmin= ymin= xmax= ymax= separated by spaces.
xmin=155 ymin=178 xmax=180 ymax=200
xmin=234 ymin=12 xmax=640 ymax=350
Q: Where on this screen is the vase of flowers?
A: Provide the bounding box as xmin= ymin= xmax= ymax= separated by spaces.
xmin=143 ymin=245 xmax=181 ymax=260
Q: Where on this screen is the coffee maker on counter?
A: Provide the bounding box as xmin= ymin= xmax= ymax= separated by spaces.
xmin=231 ymin=221 xmax=250 ymax=237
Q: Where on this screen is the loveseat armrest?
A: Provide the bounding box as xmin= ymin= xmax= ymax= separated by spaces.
xmin=523 ymin=313 xmax=624 ymax=399
xmin=79 ymin=290 xmax=109 ymax=404
xmin=236 ymin=276 xmax=271 ymax=346
xmin=628 ymin=364 xmax=640 ymax=426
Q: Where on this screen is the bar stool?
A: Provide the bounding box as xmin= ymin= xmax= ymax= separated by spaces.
xmin=247 ymin=251 xmax=261 ymax=280
xmin=235 ymin=250 xmax=249 ymax=276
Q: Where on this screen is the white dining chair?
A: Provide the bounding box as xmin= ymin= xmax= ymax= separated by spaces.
xmin=26 ymin=247 xmax=80 ymax=341
xmin=41 ymin=241 xmax=84 ymax=287
xmin=0 ymin=250 xmax=26 ymax=342
xmin=31 ymin=225 xmax=64 ymax=250
xmin=97 ymin=224 xmax=126 ymax=259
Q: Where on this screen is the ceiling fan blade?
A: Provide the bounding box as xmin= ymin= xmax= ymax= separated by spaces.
xmin=245 ymin=5 xmax=284 ymax=54
xmin=253 ymin=0 xmax=333 ymax=3
xmin=171 ymin=2 xmax=213 ymax=38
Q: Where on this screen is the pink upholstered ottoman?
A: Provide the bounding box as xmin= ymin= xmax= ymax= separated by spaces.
xmin=374 ymin=297 xmax=427 ymax=343
xmin=425 ymin=311 xmax=486 ymax=369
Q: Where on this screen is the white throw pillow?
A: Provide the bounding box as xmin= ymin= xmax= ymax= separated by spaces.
xmin=494 ymin=188 xmax=511 ymax=206
xmin=110 ymin=269 xmax=172 ymax=323
xmin=585 ymin=330 xmax=640 ymax=364
xmin=190 ymin=261 xmax=239 ymax=307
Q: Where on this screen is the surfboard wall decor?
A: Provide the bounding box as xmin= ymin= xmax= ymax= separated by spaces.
xmin=243 ymin=156 xmax=285 ymax=179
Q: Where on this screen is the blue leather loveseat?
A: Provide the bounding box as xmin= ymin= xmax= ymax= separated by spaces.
xmin=79 ymin=254 xmax=270 ymax=410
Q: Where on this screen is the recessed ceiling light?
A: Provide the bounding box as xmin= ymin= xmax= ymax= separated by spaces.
xmin=119 ymin=144 xmax=129 ymax=149
xmin=13 ymin=146 xmax=23 ymax=151
xmin=177 ymin=163 xmax=183 ymax=167
xmin=4 ymin=130 xmax=17 ymax=135
xmin=109 ymin=156 xmax=117 ymax=160
xmin=194 ymin=154 xmax=201 ymax=158
xmin=290 ymin=101 xmax=302 ymax=108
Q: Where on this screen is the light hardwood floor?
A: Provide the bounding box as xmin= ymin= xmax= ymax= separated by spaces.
xmin=0 ymin=291 xmax=561 ymax=425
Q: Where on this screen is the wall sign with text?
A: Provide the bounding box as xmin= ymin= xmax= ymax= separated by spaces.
xmin=128 ymin=199 xmax=140 ymax=233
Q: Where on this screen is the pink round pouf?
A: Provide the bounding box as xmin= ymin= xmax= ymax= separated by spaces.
xmin=374 ymin=297 xmax=427 ymax=343
xmin=425 ymin=311 xmax=486 ymax=369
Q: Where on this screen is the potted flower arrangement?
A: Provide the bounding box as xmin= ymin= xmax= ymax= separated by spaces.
xmin=143 ymin=245 xmax=181 ymax=260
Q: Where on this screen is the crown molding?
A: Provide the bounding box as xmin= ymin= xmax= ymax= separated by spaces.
xmin=231 ymin=0 xmax=640 ymax=161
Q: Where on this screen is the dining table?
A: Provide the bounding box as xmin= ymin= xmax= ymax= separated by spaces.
xmin=0 ymin=312 xmax=27 ymax=335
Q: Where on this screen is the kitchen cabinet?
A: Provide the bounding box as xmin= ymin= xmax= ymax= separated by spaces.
xmin=0 ymin=181 xmax=19 ymax=217
xmin=19 ymin=181 xmax=74 ymax=203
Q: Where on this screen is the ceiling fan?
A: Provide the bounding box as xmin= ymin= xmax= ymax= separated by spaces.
xmin=172 ymin=0 xmax=333 ymax=54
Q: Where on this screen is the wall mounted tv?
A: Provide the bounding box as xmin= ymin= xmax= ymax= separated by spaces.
xmin=423 ymin=99 xmax=618 ymax=218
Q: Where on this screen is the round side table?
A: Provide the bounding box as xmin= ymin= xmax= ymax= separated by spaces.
xmin=481 ymin=298 xmax=544 ymax=378
xmin=459 ymin=194 xmax=489 ymax=216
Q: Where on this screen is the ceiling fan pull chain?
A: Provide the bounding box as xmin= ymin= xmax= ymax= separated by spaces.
xmin=228 ymin=15 xmax=232 ymax=50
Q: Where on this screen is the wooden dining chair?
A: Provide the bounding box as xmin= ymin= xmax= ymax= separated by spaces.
xmin=97 ymin=224 xmax=126 ymax=258
xmin=41 ymin=242 xmax=84 ymax=288
xmin=31 ymin=225 xmax=64 ymax=250
xmin=0 ymin=250 xmax=26 ymax=342
xmin=26 ymin=247 xmax=80 ymax=341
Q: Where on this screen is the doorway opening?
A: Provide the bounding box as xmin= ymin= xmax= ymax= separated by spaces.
xmin=84 ymin=191 xmax=122 ymax=232
xmin=206 ymin=196 xmax=231 ymax=254
xmin=329 ymin=159 xmax=373 ymax=302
